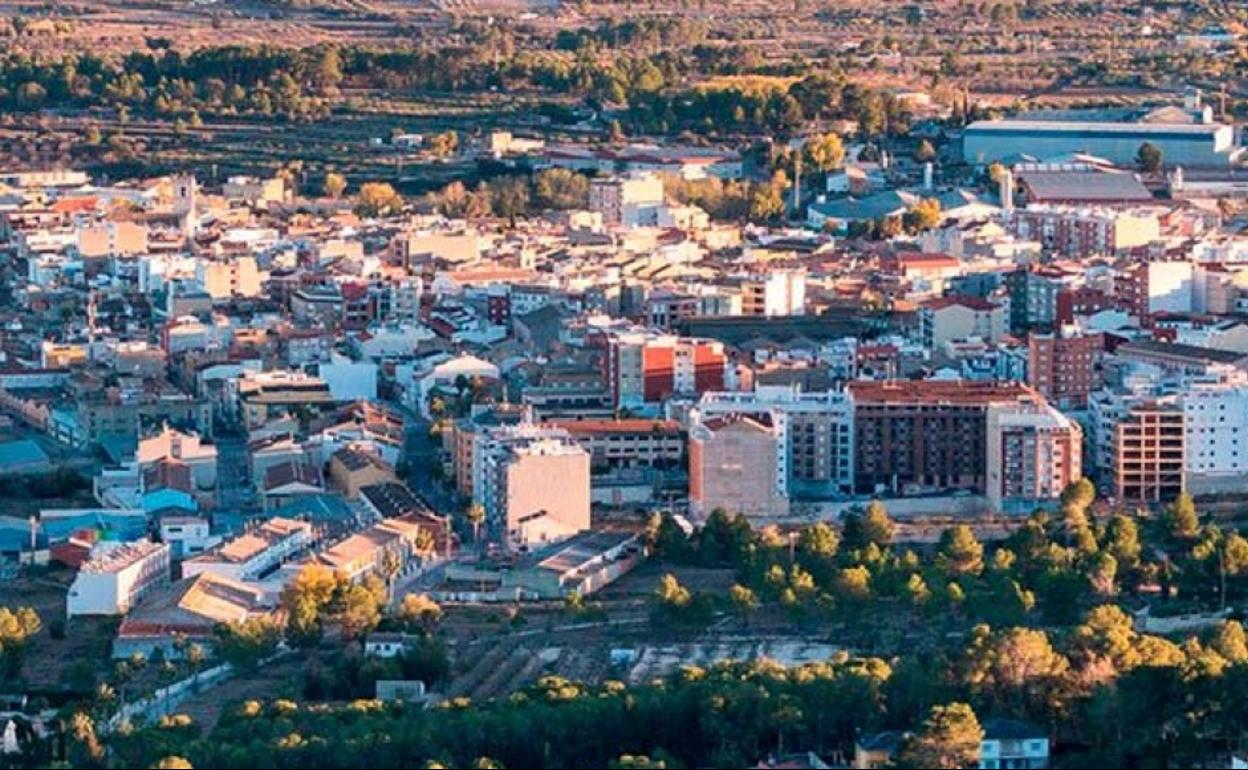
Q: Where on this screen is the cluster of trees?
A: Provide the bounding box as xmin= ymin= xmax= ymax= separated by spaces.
xmin=626 ymin=74 xmax=912 ymax=138
xmin=0 ymin=40 xmax=911 ymax=141
xmin=0 ymin=46 xmax=341 ymax=119
xmin=652 ymin=486 xmax=1248 ymax=633
xmin=0 ymin=606 xmax=40 ymax=680
xmin=100 ymin=610 xmax=1248 ymax=768
xmin=426 ymin=168 xmax=590 ymax=223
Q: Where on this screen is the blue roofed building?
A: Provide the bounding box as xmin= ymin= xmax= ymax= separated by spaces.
xmin=0 ymin=440 xmax=51 ymax=475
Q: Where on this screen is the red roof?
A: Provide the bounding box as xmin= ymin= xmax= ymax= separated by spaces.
xmin=921 ymin=296 xmax=1001 ymax=312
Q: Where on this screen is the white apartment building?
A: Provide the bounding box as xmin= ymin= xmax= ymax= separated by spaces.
xmin=1182 ymin=383 xmax=1248 ymax=494
xmin=588 ymin=174 xmax=664 ymax=227
xmin=693 ymin=386 xmax=854 ymax=498
xmin=66 ymin=540 xmax=171 ymax=617
xmin=742 ymin=269 xmax=807 ymax=317
xmin=985 ymin=401 xmax=1083 ymax=512
xmin=474 ymin=425 xmax=591 ymax=548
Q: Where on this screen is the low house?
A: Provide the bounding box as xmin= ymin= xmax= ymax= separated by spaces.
xmin=113 ymin=571 xmax=279 ymax=659
xmin=328 ymin=447 xmax=396 ymax=499
xmin=262 ymin=461 xmax=325 ymax=511
xmin=363 ymin=632 xmax=420 ymax=659
xmin=182 ymin=517 xmax=313 ymax=582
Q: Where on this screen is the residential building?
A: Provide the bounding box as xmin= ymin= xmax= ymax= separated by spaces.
xmin=919 ymin=296 xmax=1008 ymax=348
xmin=606 ymin=331 xmax=728 ymax=410
xmin=985 ymin=401 xmax=1083 ymax=512
xmin=182 ymin=517 xmax=313 ymax=582
xmin=848 ymin=380 xmax=1045 ymax=495
xmin=689 ymin=413 xmax=789 ymax=519
xmin=1027 ymin=326 xmax=1101 ymax=408
xmin=1115 ymin=398 xmax=1186 ymax=503
xmin=477 ymin=427 xmax=591 ymax=548
xmin=66 ymin=540 xmax=171 ymax=617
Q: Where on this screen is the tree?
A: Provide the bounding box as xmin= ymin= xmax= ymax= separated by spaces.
xmin=899 ymin=702 xmax=984 ymax=769
xmin=429 ymin=131 xmax=458 ymax=159
xmin=729 ymin=584 xmax=758 ymax=624
xmin=0 ymin=606 xmax=40 ymax=679
xmin=1136 ymin=141 xmax=1163 ymax=173
xmin=938 ymin=525 xmax=984 ymax=576
xmin=213 ymin=617 xmax=280 ymax=671
xmin=323 ymin=171 xmax=347 ymax=199
xmin=804 ymin=132 xmax=845 ymax=172
xmin=489 ymin=176 xmax=530 ymax=227
xmin=152 ymin=758 xmax=194 ymax=769
xmin=399 ymin=593 xmax=443 ymax=632
xmin=1165 ymin=493 xmax=1200 ymax=539
xmin=862 ymin=500 xmax=896 ymax=547
xmin=906 ymin=573 xmax=932 ymax=606
xmin=533 ymin=168 xmax=589 ymax=210
xmin=1088 ymin=552 xmax=1118 ymax=596
xmin=798 ymin=522 xmax=839 ymax=559
xmin=339 ymin=578 xmax=385 ymax=639
xmin=465 ymin=502 xmax=486 ymax=545
xmin=281 ymin=564 xmax=337 ymax=647
xmin=963 ymin=626 xmax=1068 ymax=707
xmin=902 ymin=197 xmax=942 ymax=233
xmin=355 ymin=182 xmax=402 ymax=217
xmin=1061 ymin=478 xmax=1096 ymax=513
xmin=914 ymin=139 xmax=936 ymax=162
xmin=743 ymin=175 xmax=783 ymax=220
xmin=656 ymin=573 xmax=692 ymax=609
xmin=1103 ymin=514 xmax=1142 ymax=569
xmin=835 ymin=566 xmax=872 ymax=601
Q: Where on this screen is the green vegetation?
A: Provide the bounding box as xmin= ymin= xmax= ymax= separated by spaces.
xmin=65 ymin=484 xmax=1248 ymax=767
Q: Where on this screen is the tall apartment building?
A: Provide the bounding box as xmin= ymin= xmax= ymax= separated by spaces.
xmin=1009 ymin=204 xmax=1160 ymax=258
xmin=741 ymin=269 xmax=807 ymax=317
xmin=1115 ymin=399 xmax=1186 ymax=504
xmin=1181 ymin=383 xmax=1248 ymax=495
xmin=1027 ymin=326 xmax=1101 ymax=409
xmin=694 ymin=386 xmax=853 ymax=497
xmin=985 ymin=401 xmax=1083 ymax=512
xmin=67 ymin=540 xmax=172 ymax=617
xmin=606 ymin=331 xmax=728 ymax=410
xmin=1117 ymin=261 xmax=1195 ymax=320
xmin=588 ymin=174 xmax=664 ymax=227
xmin=689 ymin=413 xmax=789 ymax=519
xmin=848 ymin=380 xmax=1045 ymax=496
xmin=476 ymin=426 xmax=591 ymax=547
xmin=1006 ymin=265 xmax=1079 ymax=332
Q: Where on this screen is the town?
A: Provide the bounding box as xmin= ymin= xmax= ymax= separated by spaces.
xmin=1 ymin=1 xmax=1248 ymax=769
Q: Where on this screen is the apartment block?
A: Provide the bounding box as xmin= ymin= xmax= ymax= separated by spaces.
xmin=1027 ymin=326 xmax=1101 ymax=409
xmin=67 ymin=540 xmax=172 ymax=617
xmin=986 ymin=401 xmax=1083 ymax=512
xmin=606 ymin=331 xmax=728 ymax=409
xmin=848 ymin=380 xmax=1044 ymax=496
xmin=1114 ymin=399 xmax=1186 ymax=504
xmin=689 ymin=413 xmax=789 ymax=519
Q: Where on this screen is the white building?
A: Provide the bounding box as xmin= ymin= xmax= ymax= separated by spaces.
xmin=474 ymin=425 xmax=591 ymax=548
xmin=985 ymin=401 xmax=1083 ymax=513
xmin=66 ymin=540 xmax=171 ymax=617
xmin=1182 ymin=382 xmax=1248 ymax=494
xmin=138 ymin=426 xmax=218 ymax=494
xmin=588 ymin=174 xmax=664 ymax=227
xmin=181 ymin=517 xmax=314 ymax=582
